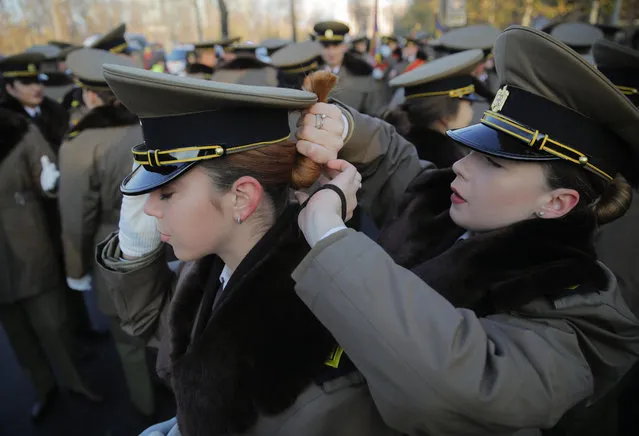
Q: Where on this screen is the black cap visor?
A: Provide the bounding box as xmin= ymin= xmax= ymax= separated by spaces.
xmin=447 ymin=122 xmax=560 ymax=162
xmin=121 ymin=159 xmax=199 ymax=196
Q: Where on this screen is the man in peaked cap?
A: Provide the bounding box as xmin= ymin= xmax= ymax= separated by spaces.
xmin=26 ymin=44 xmax=75 ymax=102
xmin=391 ymin=36 xmax=428 ymax=76
xmin=59 ymin=48 xmax=157 ymax=416
xmin=270 ymin=40 xmax=323 ymax=89
xmin=211 ymin=41 xmax=278 ymax=87
xmin=0 ymin=53 xmax=69 ymax=154
xmin=312 ymin=20 xmax=389 ymax=116
xmin=261 ymin=38 xmax=291 ymax=56
xmin=188 ymin=37 xmax=240 ymax=77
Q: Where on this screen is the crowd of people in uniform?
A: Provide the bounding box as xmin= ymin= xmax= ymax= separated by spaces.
xmin=0 ymin=14 xmax=639 ymax=436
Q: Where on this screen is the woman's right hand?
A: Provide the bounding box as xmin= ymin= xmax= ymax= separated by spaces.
xmin=295 ymin=159 xmax=362 ymax=247
xmin=118 ymin=192 xmax=161 ymax=259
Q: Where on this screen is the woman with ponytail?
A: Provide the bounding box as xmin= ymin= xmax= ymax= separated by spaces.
xmin=290 ymin=27 xmax=639 ymax=435
xmin=96 ymin=67 xmax=397 ymax=436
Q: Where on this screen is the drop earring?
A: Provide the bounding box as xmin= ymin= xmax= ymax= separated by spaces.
xmin=235 ymin=216 xmax=242 ymax=224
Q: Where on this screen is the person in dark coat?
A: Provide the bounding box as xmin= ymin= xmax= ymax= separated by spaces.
xmin=0 ymin=53 xmax=69 ymax=155
xmin=384 ymin=50 xmax=482 ymax=168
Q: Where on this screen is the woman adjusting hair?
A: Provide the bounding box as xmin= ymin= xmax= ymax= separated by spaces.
xmin=292 ymin=25 xmax=639 ymax=435
xmin=96 ymin=67 xmax=399 ymax=436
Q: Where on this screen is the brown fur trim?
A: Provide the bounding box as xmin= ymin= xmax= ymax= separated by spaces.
xmin=67 ymin=104 xmax=138 ymax=140
xmin=0 ymin=107 xmax=30 ymax=163
xmin=169 ymin=206 xmax=340 ymax=436
xmin=378 ymin=168 xmax=607 ymax=314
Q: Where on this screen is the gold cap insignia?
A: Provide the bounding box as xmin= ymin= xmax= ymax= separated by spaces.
xmin=491 ymin=86 xmax=509 ymax=112
xmin=27 ymin=64 xmax=36 ymax=73
xmin=325 ymin=29 xmax=334 ymax=39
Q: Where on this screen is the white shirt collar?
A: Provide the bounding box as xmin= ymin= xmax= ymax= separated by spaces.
xmin=24 ymin=106 xmax=40 ymax=118
xmin=325 ymin=65 xmax=341 ymax=75
xmin=457 ymin=231 xmax=472 ymax=241
xmin=219 ymin=264 xmax=233 ymax=290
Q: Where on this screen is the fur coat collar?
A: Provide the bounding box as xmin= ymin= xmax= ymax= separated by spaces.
xmin=168 ymin=206 xmax=346 ymax=436
xmin=0 ymin=107 xmax=30 ymax=163
xmin=406 ymin=127 xmax=466 ymax=169
xmin=378 ymin=168 xmax=607 ymax=315
xmin=67 ymin=103 xmax=138 ymax=140
xmin=0 ymin=93 xmax=69 ymax=152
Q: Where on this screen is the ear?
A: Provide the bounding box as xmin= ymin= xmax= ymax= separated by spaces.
xmin=5 ymin=82 xmax=17 ymax=98
xmin=538 ymin=188 xmax=580 ymax=219
xmin=231 ymin=176 xmax=264 ymax=222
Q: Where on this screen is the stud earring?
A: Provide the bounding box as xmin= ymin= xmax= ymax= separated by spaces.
xmin=536 ymin=211 xmax=545 ymax=217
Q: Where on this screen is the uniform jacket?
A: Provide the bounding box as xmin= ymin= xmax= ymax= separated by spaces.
xmin=0 ymin=108 xmax=62 ymax=303
xmin=291 ymin=107 xmax=639 ymax=435
xmin=96 ymin=206 xmax=398 ymax=436
xmin=211 ymin=58 xmax=278 ymax=87
xmin=329 ymin=53 xmax=389 ymax=117
xmin=58 ymin=103 xmax=141 ymax=316
xmin=0 ymin=93 xmax=69 ymax=155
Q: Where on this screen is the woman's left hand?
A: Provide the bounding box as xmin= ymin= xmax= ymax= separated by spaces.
xmin=295 ymin=159 xmax=362 ymax=247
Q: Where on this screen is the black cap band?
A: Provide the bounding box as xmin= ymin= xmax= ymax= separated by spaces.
xmin=133 ymin=107 xmax=291 ymax=170
xmin=481 ymin=86 xmax=629 ymax=180
xmin=405 ymin=75 xmax=475 ymax=100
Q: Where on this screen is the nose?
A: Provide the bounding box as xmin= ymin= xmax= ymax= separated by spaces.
xmin=143 ymin=191 xmax=163 ymax=219
xmin=452 ymin=153 xmax=472 ymax=181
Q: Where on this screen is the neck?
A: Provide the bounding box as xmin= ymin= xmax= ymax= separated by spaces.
xmin=218 ymin=213 xmax=274 ymax=272
xmin=428 ymin=120 xmax=448 ymax=134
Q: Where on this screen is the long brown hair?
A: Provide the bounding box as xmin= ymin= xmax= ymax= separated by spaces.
xmin=201 ymin=71 xmax=337 ymax=213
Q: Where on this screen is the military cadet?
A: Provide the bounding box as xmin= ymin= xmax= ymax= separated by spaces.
xmin=0 ymin=69 xmax=100 ymax=422
xmin=93 ymin=64 xmax=400 ymax=436
xmin=385 ymin=49 xmax=482 ymax=168
xmin=432 ymin=24 xmax=501 ymax=123
xmin=313 ymin=21 xmax=388 ymax=116
xmin=0 ymin=53 xmax=69 ymax=154
xmin=62 ymin=23 xmax=133 ymax=128
xmin=186 ymin=38 xmax=235 ymax=79
xmin=292 ymin=25 xmax=639 ymax=436
xmin=57 ymin=48 xmax=156 ymax=417
xmin=591 ymin=39 xmax=639 ymax=436
xmin=550 ymin=22 xmax=605 ymax=56
xmin=211 ymin=41 xmax=278 ymax=86
xmin=25 ymin=44 xmax=75 ymax=103
xmin=270 ymin=40 xmax=323 ymax=89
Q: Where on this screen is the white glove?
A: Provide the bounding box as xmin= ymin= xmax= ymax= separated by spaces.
xmin=118 ymin=193 xmax=161 ymax=258
xmin=40 ymin=155 xmax=60 ymax=192
xmin=67 ymin=274 xmax=92 ymax=292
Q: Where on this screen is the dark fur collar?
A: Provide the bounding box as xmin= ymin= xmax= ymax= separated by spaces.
xmin=406 ymin=127 xmax=466 ymax=169
xmin=169 ymin=206 xmax=340 ymax=436
xmin=67 ymin=104 xmax=138 ymax=140
xmin=219 ymin=57 xmax=271 ymax=70
xmin=378 ymin=168 xmax=607 ymax=315
xmin=0 ymin=93 xmax=69 ymax=151
xmin=0 ymin=107 xmax=30 ymax=163
xmin=342 ymin=51 xmax=374 ymax=76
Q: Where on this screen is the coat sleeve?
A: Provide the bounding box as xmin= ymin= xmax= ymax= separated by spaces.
xmin=96 ymin=232 xmax=175 ymax=347
xmin=58 ymin=139 xmax=101 ymax=279
xmin=336 ymin=104 xmax=431 ymax=226
xmin=23 ymin=125 xmax=58 ymax=198
xmin=292 ymin=230 xmax=594 ymax=434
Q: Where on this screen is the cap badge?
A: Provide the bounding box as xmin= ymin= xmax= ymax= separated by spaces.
xmin=325 ymin=29 xmax=334 ymax=38
xmin=491 ymin=86 xmax=510 ymax=112
xmin=27 ymin=64 xmax=36 ymax=73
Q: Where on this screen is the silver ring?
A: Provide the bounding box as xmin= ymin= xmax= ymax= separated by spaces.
xmin=315 ymin=113 xmax=325 ymax=130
